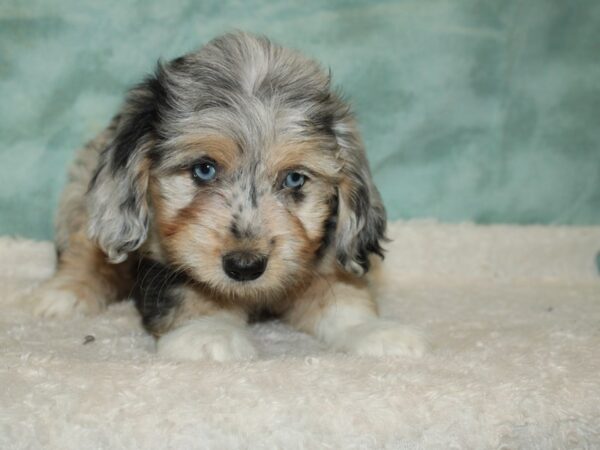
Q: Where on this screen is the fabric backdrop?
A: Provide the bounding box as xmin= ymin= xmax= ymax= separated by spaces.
xmin=1 ymin=0 xmax=599 ymax=240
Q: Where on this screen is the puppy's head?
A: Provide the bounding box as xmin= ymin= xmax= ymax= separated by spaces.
xmin=88 ymin=32 xmax=385 ymax=299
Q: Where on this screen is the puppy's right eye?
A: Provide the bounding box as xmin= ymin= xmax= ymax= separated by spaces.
xmin=191 ymin=162 xmax=217 ymax=182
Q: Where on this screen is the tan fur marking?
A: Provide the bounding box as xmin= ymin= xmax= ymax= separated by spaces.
xmin=52 ymin=232 xmax=134 ymax=310
xmin=269 ymin=140 xmax=339 ymax=181
xmin=284 ymin=270 xmax=375 ymax=337
xmin=161 ymin=134 xmax=240 ymax=172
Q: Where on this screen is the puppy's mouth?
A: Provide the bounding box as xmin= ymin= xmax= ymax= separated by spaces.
xmin=221 ymin=251 xmax=268 ymax=282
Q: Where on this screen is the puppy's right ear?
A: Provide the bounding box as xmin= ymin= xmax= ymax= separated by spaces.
xmin=87 ymin=67 xmax=169 ymax=263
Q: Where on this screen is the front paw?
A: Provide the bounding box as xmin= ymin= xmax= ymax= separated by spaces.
xmin=32 ymin=284 xmax=104 ymax=319
xmin=336 ymin=320 xmax=428 ymax=357
xmin=157 ymin=316 xmax=258 ymax=362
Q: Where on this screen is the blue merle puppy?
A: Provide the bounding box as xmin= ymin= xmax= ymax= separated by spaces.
xmin=33 ymin=32 xmax=426 ymax=361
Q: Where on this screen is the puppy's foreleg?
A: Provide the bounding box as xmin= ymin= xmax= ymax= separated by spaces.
xmin=33 ymin=232 xmax=132 ymax=318
xmin=134 ymin=270 xmax=257 ymax=362
xmin=285 ymin=277 xmax=427 ymax=357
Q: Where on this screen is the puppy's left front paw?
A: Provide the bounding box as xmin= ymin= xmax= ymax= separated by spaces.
xmin=337 ymin=320 xmax=428 ymax=357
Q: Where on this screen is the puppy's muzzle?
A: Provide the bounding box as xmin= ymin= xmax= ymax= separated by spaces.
xmin=222 ymin=251 xmax=268 ymax=282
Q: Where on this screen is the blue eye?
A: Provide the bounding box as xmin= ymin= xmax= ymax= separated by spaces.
xmin=283 ymin=171 xmax=305 ymax=189
xmin=192 ymin=162 xmax=217 ymax=182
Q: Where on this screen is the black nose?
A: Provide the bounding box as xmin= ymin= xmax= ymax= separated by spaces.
xmin=222 ymin=251 xmax=268 ymax=281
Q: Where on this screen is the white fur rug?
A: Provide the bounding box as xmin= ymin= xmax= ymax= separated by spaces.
xmin=1 ymin=221 xmax=600 ymax=449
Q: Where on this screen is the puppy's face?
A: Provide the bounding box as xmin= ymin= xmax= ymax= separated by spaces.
xmin=150 ymin=131 xmax=339 ymax=298
xmin=87 ymin=33 xmax=386 ymax=301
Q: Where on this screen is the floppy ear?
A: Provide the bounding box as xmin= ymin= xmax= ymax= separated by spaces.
xmin=87 ymin=69 xmax=168 ymax=263
xmin=333 ymin=111 xmax=387 ymax=276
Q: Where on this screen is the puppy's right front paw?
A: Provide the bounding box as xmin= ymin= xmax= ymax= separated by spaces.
xmin=157 ymin=316 xmax=258 ymax=362
xmin=32 ymin=285 xmax=104 ymax=319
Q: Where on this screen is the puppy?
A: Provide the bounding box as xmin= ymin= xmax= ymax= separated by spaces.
xmin=33 ymin=32 xmax=426 ymax=361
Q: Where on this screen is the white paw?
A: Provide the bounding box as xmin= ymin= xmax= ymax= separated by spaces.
xmin=337 ymin=320 xmax=428 ymax=357
xmin=32 ymin=286 xmax=103 ymax=319
xmin=157 ymin=316 xmax=258 ymax=362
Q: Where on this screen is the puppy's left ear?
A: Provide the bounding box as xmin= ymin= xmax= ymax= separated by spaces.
xmin=333 ymin=110 xmax=387 ymax=276
xmin=87 ymin=65 xmax=170 ymax=263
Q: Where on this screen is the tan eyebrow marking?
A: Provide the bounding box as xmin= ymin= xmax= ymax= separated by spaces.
xmin=269 ymin=139 xmax=340 ymax=181
xmin=159 ymin=134 xmax=240 ymax=171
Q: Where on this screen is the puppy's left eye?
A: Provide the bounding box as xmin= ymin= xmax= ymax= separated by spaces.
xmin=192 ymin=162 xmax=217 ymax=182
xmin=282 ymin=171 xmax=306 ymax=189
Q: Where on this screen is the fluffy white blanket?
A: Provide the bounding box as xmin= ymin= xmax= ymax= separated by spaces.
xmin=1 ymin=222 xmax=599 ymax=449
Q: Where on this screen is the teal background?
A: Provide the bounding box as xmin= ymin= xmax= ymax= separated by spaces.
xmin=1 ymin=0 xmax=599 ymax=240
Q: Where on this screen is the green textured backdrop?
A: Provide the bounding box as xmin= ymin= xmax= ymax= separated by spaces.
xmin=1 ymin=0 xmax=599 ymax=240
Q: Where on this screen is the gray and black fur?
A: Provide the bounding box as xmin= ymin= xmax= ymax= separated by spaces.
xmin=88 ymin=32 xmax=385 ymax=267
xmin=78 ymin=32 xmax=387 ymax=330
